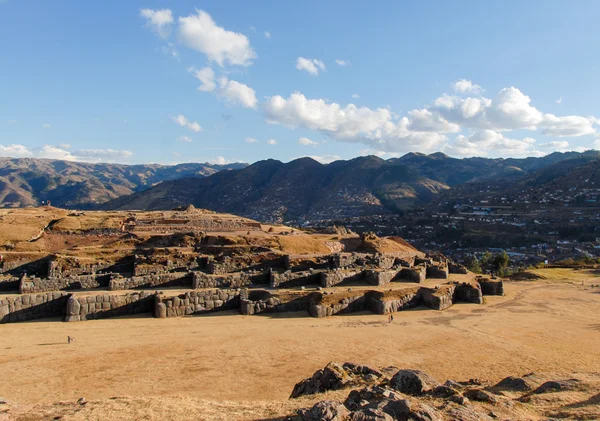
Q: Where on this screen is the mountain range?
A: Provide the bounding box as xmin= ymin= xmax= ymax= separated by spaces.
xmin=2 ymin=151 xmax=599 ymax=222
xmin=0 ymin=158 xmax=246 ymax=208
xmin=101 ymin=150 xmax=600 ymax=223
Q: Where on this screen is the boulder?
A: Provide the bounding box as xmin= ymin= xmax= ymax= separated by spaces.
xmin=300 ymin=400 xmax=350 ymax=421
xmin=291 ymin=362 xmax=381 ymax=399
xmin=493 ymin=375 xmax=535 ymax=392
xmin=344 ymin=386 xmax=406 ymax=411
xmin=464 ymin=388 xmax=497 ymax=404
xmin=350 ymin=408 xmax=393 ymax=421
xmin=530 ymin=379 xmax=580 ymax=394
xmin=390 ymin=369 xmax=439 ymax=396
xmin=408 ymin=403 xmax=442 ymax=421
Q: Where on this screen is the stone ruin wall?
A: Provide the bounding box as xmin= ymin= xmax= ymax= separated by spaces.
xmin=154 ymin=289 xmax=241 ymax=318
xmin=64 ymin=292 xmax=154 ymax=322
xmin=321 ymin=270 xmax=364 ymax=288
xmin=19 ymin=274 xmax=110 ymax=294
xmin=192 ymin=271 xmax=263 ymax=289
xmin=0 ymin=277 xmax=504 ymax=323
xmin=0 ymin=292 xmax=70 ymax=323
xmin=269 ymin=269 xmax=323 ymax=288
xmin=109 ymin=272 xmax=192 ymax=291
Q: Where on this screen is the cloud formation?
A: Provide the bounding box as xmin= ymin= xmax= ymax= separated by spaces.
xmin=178 ymin=10 xmax=256 ymax=66
xmin=296 ymin=57 xmax=326 ymax=75
xmin=298 ymin=137 xmax=318 ymax=146
xmin=217 ymin=76 xmax=257 ymax=108
xmin=140 ymin=9 xmax=174 ymax=39
xmin=172 ymin=114 xmax=202 ymax=132
xmin=263 ymin=81 xmax=599 ymax=157
xmin=0 ymin=144 xmax=133 ymax=163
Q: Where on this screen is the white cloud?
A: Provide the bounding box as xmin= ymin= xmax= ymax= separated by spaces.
xmin=0 ymin=144 xmax=132 ymax=163
xmin=298 ymin=137 xmax=318 ymax=146
xmin=140 ymin=8 xmax=174 ymax=39
xmin=58 ymin=143 xmax=72 ymax=149
xmin=160 ymin=42 xmax=179 ymax=60
xmin=358 ymin=149 xmax=401 ymax=159
xmin=453 ymin=79 xmax=482 ymax=94
xmin=172 ymin=114 xmax=202 ymax=132
xmin=0 ymin=144 xmax=34 ymax=158
xmin=192 ymin=67 xmax=216 ymax=92
xmin=540 ymin=114 xmax=596 ymax=137
xmin=210 ymin=156 xmax=230 ymax=165
xmin=72 ymin=148 xmax=134 ymax=162
xmin=556 ymin=96 xmax=563 ymax=104
xmin=264 ymin=31 xmax=271 ymax=39
xmin=178 ymin=10 xmax=256 ymax=67
xmin=245 ymin=137 xmax=258 ymax=144
xmin=445 ymin=130 xmax=541 ymax=158
xmin=42 ymin=123 xmax=51 ymax=129
xmin=407 ymin=109 xmax=460 ymax=133
xmin=306 ymin=155 xmax=341 ymax=164
xmin=217 ymin=76 xmax=257 ymax=108
xmin=296 ymin=57 xmax=326 ymax=75
xmin=352 ymin=94 xmax=360 ymax=99
xmin=267 ymin=139 xmax=277 ymax=145
xmin=263 ymin=92 xmax=447 ymax=153
xmin=178 ymin=136 xmax=193 ymax=143
xmin=335 ymin=59 xmax=350 ymax=66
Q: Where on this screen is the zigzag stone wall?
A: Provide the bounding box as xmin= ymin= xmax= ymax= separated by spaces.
xmin=0 ymin=292 xmax=70 ymax=323
xmin=64 ymin=292 xmax=154 ymax=322
xmin=154 ymin=289 xmax=241 ymax=318
xmin=109 ymin=272 xmax=192 ymax=291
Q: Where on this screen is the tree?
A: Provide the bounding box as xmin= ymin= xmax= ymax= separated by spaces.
xmin=467 ymin=256 xmax=482 ymax=274
xmin=493 ymin=251 xmax=510 ymax=272
xmin=480 ymin=251 xmax=492 ymax=267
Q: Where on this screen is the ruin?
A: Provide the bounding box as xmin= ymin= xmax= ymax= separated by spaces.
xmin=0 ymin=208 xmax=505 ymax=324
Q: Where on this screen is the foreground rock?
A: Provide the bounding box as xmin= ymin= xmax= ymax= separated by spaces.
xmin=292 ymin=363 xmax=598 ymax=421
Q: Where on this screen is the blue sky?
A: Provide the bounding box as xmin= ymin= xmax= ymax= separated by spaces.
xmin=1 ymin=0 xmax=599 ymax=165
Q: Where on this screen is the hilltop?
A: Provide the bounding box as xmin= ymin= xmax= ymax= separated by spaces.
xmin=0 ymin=158 xmax=246 ymax=209
xmin=102 ymin=151 xmax=600 ymax=223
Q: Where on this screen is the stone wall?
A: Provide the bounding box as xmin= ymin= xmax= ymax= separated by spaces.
xmin=270 ymin=269 xmax=323 ymax=288
xmin=0 ymin=276 xmax=19 ymax=292
xmin=0 ymin=292 xmax=70 ymax=323
xmin=419 ymin=285 xmax=455 ymax=310
xmin=426 ymin=264 xmax=449 ymax=279
xmin=452 ymin=282 xmax=483 ymax=304
xmin=448 ymin=261 xmax=468 ymax=274
xmin=364 ymin=268 xmax=401 ymax=286
xmin=240 ymin=290 xmax=313 ymax=315
xmin=398 ymin=267 xmax=426 ymax=283
xmin=154 ymin=289 xmax=240 ymax=318
xmin=309 ymin=293 xmax=368 ymax=318
xmin=367 ymin=290 xmax=420 ymax=314
xmin=321 ymin=270 xmax=364 ymax=287
xmin=48 ymin=259 xmax=112 ymax=278
xmin=477 ymin=277 xmax=504 ymax=296
xmin=109 ymin=272 xmax=192 ymax=291
xmin=192 ymin=271 xmax=259 ymax=289
xmin=19 ymin=274 xmax=109 ymax=294
xmin=64 ymin=292 xmax=154 ymax=322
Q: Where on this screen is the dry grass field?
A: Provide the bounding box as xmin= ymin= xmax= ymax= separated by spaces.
xmin=1 ymin=269 xmax=600 ymax=420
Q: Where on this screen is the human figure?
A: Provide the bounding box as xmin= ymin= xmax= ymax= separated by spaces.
xmin=67 ymin=336 xmax=75 ymax=344
xmin=388 ymin=314 xmax=392 ymax=324
xmin=390 ymin=314 xmax=395 ymax=323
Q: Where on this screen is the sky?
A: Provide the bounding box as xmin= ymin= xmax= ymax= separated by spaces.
xmin=1 ymin=0 xmax=599 ymax=165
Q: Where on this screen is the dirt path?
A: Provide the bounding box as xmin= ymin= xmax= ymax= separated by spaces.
xmin=1 ymin=280 xmax=599 ymax=405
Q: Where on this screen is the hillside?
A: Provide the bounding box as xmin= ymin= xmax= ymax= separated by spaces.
xmin=0 ymin=158 xmax=246 ymax=208
xmin=102 ymin=156 xmax=451 ymax=222
xmin=102 ymin=151 xmax=600 ymax=223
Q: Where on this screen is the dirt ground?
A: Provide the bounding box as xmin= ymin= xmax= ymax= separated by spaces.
xmin=1 ymin=270 xmax=599 ymax=411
